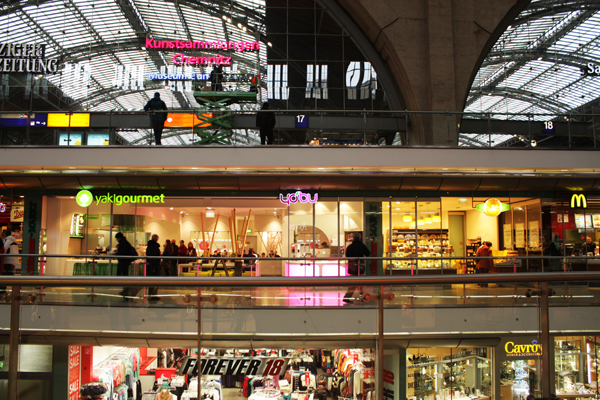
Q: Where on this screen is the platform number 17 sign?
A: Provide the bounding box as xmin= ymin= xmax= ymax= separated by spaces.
xmin=295 ymin=114 xmax=309 ymax=128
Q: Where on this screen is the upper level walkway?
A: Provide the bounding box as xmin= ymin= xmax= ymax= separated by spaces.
xmin=1 ymin=269 xmax=599 ymax=347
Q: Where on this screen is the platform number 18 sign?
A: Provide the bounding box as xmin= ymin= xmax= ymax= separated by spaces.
xmin=543 ymin=121 xmax=555 ymax=134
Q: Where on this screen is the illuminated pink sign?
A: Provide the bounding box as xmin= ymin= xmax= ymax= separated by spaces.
xmin=173 ymin=54 xmax=231 ymax=66
xmin=279 ymin=191 xmax=318 ymax=206
xmin=146 ymin=38 xmax=260 ymax=52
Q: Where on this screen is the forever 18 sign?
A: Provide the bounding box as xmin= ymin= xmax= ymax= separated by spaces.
xmin=178 ymin=356 xmax=290 ymax=376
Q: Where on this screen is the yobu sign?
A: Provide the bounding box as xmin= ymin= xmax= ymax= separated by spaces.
xmin=75 ymin=190 xmax=165 ymax=207
xmin=178 ymin=357 xmax=289 ymax=377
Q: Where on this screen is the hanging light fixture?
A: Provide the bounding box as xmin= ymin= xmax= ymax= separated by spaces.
xmin=417 ymin=219 xmax=425 ymax=226
xmin=433 ymin=215 xmax=441 ymax=223
xmin=410 ymin=222 xmax=416 ymax=229
xmin=425 ymin=217 xmax=433 ymax=224
xmin=403 ymin=214 xmax=412 ymax=222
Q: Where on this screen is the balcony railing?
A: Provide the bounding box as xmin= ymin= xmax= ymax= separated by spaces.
xmin=1 ymin=254 xmax=600 ymax=399
xmin=1 ymin=109 xmax=599 ymax=148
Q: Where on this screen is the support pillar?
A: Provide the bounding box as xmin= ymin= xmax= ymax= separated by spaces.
xmin=8 ymin=286 xmax=21 ymax=400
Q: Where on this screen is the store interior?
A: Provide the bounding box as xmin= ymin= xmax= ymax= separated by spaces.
xmin=30 ymin=195 xmax=600 ymax=277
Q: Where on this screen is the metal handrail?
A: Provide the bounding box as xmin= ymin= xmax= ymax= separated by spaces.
xmin=1 ymin=272 xmax=600 ymax=288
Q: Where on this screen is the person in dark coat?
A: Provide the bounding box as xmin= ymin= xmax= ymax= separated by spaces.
xmin=255 ymin=102 xmax=276 ymax=145
xmin=146 ymin=234 xmax=161 ymax=300
xmin=210 ymin=65 xmax=223 ymax=91
xmin=144 ymin=92 xmax=168 ymax=145
xmin=115 ymin=232 xmax=134 ymax=297
xmin=343 ymin=233 xmax=371 ymax=303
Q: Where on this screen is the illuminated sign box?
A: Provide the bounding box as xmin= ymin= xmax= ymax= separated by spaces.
xmin=164 ymin=113 xmax=211 ymax=128
xmin=48 ymin=113 xmax=90 ymax=127
xmin=0 ymin=113 xmax=47 ymax=127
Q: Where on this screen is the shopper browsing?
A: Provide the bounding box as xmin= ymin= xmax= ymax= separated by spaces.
xmin=476 ymin=241 xmax=493 ymax=287
xmin=0 ymin=231 xmax=19 ymax=294
xmin=146 ymin=234 xmax=161 ymax=301
xmin=343 ymin=233 xmax=371 ymax=303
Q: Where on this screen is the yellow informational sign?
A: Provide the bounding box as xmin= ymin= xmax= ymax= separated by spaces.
xmin=47 ymin=113 xmax=90 ymax=127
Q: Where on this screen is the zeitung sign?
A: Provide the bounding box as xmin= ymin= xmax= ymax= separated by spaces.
xmin=0 ymin=42 xmax=60 ymax=73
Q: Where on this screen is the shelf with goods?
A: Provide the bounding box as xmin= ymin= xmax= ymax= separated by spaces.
xmin=384 ymin=228 xmax=454 ymax=274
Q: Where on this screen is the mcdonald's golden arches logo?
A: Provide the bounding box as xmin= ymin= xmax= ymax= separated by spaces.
xmin=570 ymin=194 xmax=587 ymax=209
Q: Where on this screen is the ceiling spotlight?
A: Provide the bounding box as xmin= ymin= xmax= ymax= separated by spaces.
xmin=222 ymin=15 xmax=227 ymax=20
xmin=537 ymin=57 xmax=543 ymax=61
xmin=170 ymin=207 xmax=173 ymax=210
xmin=267 ymin=42 xmax=273 ymax=47
xmin=531 ymin=140 xmax=537 ymax=147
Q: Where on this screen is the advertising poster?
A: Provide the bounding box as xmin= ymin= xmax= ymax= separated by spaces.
xmin=68 ymin=345 xmax=81 ymax=400
xmin=503 ymin=224 xmax=512 ymax=249
xmin=515 ymin=223 xmax=525 ymax=248
xmin=528 ymin=221 xmax=539 ymax=248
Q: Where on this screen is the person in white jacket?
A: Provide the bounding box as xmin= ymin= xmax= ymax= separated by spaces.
xmin=1 ymin=232 xmax=19 ymax=293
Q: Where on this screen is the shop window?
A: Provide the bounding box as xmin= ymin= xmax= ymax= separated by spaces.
xmin=267 ymin=64 xmax=289 ymax=100
xmin=346 ymin=62 xmax=377 ymax=100
xmin=58 ymin=132 xmax=83 ymax=146
xmin=408 ymin=347 xmax=492 ymax=400
xmin=112 ymin=63 xmax=145 ymax=91
xmin=305 ymin=64 xmax=328 ymax=99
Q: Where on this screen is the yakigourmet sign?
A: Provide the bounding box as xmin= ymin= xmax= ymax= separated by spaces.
xmin=75 ymin=190 xmax=165 ymax=207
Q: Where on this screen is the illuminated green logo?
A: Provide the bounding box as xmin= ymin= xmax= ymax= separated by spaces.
xmin=75 ymin=190 xmax=166 ymax=207
xmin=76 ymin=190 xmax=93 ymax=207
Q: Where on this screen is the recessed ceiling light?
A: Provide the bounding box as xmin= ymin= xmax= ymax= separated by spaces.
xmin=318 ymin=167 xmax=325 ymax=170
xmin=192 ymin=167 xmax=198 ymax=170
xmin=561 ymin=169 xmax=568 ymax=171
xmin=68 ymin=167 xmax=76 ymax=169
xmin=442 ymin=168 xmax=449 ymax=171
xmin=70 ymin=196 xmax=74 ymax=199
xmin=170 ymin=207 xmax=173 ymax=210
xmin=180 ymin=211 xmax=184 ymax=214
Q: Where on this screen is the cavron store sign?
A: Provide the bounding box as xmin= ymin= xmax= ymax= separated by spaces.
xmin=570 ymin=193 xmax=587 ymax=209
xmin=75 ymin=190 xmax=165 ymax=207
xmin=178 ymin=357 xmax=290 ymax=376
xmin=504 ymin=341 xmax=543 ymax=357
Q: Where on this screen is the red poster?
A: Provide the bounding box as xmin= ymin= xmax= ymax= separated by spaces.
xmin=68 ymin=345 xmax=81 ymax=400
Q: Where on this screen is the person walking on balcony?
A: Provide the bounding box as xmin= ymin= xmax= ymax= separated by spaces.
xmin=146 ymin=234 xmax=161 ymax=301
xmin=144 ymin=92 xmax=168 ymax=145
xmin=256 ymin=102 xmax=276 ymax=145
xmin=476 ymin=241 xmax=493 ymax=287
xmin=343 ymin=233 xmax=370 ymax=303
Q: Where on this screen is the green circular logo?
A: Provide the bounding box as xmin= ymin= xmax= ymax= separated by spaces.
xmin=76 ymin=190 xmax=93 ymax=207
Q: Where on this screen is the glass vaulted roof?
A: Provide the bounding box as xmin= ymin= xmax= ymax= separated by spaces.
xmin=462 ymin=0 xmax=600 ymax=146
xmin=0 ymin=0 xmax=266 ymax=144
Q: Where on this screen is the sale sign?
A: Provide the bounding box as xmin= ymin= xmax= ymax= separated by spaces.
xmin=68 ymin=346 xmax=81 ymax=400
